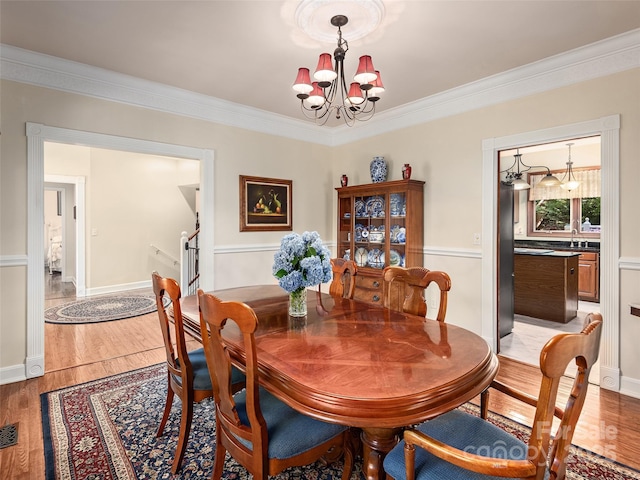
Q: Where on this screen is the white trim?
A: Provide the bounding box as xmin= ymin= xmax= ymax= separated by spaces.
xmin=215 ymin=243 xmax=281 ymax=255
xmin=0 ymin=364 xmax=27 ymax=385
xmin=620 ymin=257 xmax=640 ymax=270
xmin=0 ymin=255 xmax=28 ymax=267
xmin=620 ymin=375 xmax=640 ymax=400
xmin=332 ymin=30 xmax=639 ymax=145
xmin=2 ymin=29 xmax=639 ymax=146
xmin=213 ymin=243 xmax=483 ymax=259
xmin=85 ymin=280 xmax=152 ymax=297
xmin=1 ymin=45 xmax=331 ymax=146
xmin=424 ymin=246 xmax=482 ymax=260
xmin=482 ymin=115 xmax=620 ymax=391
xmin=26 ymin=123 xmax=213 ymax=378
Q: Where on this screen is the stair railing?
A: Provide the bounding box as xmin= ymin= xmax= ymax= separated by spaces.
xmin=180 ymin=229 xmax=200 ymax=296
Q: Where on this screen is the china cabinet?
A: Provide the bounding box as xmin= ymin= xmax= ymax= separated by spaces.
xmin=336 ymin=179 xmax=424 ymax=305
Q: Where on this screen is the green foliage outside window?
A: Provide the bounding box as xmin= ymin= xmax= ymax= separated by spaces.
xmin=581 ymin=197 xmax=600 ymax=226
xmin=535 ymin=199 xmax=570 ymax=231
xmin=532 ymin=197 xmax=600 ymax=235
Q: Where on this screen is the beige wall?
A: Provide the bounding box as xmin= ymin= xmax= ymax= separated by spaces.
xmin=0 ymin=79 xmax=333 ymax=370
xmin=1 ymin=68 xmax=639 ymax=385
xmin=330 ymin=69 xmax=640 ymax=377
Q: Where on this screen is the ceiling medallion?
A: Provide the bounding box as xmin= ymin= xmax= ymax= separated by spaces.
xmin=295 ymin=0 xmax=384 ymax=43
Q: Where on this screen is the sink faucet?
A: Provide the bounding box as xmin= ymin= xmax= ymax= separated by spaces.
xmin=570 ymin=228 xmax=578 ymax=248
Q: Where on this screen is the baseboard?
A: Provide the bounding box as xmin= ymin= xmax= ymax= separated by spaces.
xmin=0 ymin=364 xmax=26 ymax=385
xmin=600 ymin=365 xmax=621 ymax=391
xmin=620 ymin=375 xmax=640 ymax=400
xmin=85 ymin=280 xmax=152 ymax=297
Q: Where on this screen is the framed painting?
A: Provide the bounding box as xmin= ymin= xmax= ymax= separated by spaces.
xmin=240 ymin=175 xmax=292 ymax=232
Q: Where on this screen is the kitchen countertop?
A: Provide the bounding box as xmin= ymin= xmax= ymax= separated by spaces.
xmin=514 ymin=248 xmax=580 ymax=257
xmin=514 ymin=240 xmax=600 ymax=253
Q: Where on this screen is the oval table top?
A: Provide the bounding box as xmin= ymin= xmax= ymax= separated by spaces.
xmin=181 ymin=284 xmax=498 ymax=429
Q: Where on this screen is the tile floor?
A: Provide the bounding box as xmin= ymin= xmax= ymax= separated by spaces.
xmin=499 ymin=301 xmax=601 ymax=372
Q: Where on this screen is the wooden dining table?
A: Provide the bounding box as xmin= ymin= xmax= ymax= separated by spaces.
xmin=180 ymin=285 xmax=499 ymax=480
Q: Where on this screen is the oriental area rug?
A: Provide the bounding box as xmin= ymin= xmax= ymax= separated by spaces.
xmin=41 ymin=364 xmax=640 ymax=480
xmin=44 ymin=294 xmax=158 ymax=324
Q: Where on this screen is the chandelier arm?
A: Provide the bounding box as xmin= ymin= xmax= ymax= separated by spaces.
xmin=299 ymin=101 xmax=332 ymax=125
xmin=499 ymin=158 xmax=518 ymax=174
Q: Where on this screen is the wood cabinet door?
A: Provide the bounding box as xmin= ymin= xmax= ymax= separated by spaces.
xmin=578 ymin=254 xmax=599 ymax=302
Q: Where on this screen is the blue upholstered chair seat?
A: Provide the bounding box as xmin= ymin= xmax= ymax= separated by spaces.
xmin=383 ymin=409 xmax=532 ymax=480
xmin=174 ymin=348 xmax=245 ymax=391
xmin=234 ymin=386 xmax=347 ymax=459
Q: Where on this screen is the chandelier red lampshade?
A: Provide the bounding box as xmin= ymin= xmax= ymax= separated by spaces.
xmin=292 ymin=15 xmax=384 ymax=126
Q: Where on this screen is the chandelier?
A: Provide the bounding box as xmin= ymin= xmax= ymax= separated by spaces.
xmin=501 ymin=149 xmax=561 ymax=190
xmin=292 ymin=15 xmax=384 ymax=126
xmin=560 ymin=143 xmax=580 ymax=191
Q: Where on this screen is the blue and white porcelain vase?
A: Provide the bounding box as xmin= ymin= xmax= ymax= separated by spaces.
xmin=370 ymin=156 xmax=387 ymax=183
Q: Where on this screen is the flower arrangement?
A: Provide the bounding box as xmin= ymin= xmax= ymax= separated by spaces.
xmin=273 ymin=231 xmax=332 ymax=294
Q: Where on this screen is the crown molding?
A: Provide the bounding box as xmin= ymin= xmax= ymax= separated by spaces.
xmin=2 ymin=28 xmax=639 ymax=147
xmin=330 ymin=28 xmax=640 ymax=145
xmin=0 ymin=44 xmax=332 ymax=145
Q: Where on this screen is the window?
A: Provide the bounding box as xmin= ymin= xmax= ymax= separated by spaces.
xmin=527 ymin=167 xmax=600 ymax=238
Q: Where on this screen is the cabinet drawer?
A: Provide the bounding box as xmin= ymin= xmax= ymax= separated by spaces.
xmin=354 ymin=275 xmax=383 ymax=304
xmin=579 ymin=252 xmax=598 ymax=261
xmin=355 ymin=275 xmax=383 ymax=290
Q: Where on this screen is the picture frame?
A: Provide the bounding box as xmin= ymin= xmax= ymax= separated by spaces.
xmin=240 ymin=175 xmax=292 ymax=232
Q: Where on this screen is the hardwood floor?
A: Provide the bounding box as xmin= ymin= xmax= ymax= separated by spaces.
xmin=1 ymin=287 xmax=639 ymax=478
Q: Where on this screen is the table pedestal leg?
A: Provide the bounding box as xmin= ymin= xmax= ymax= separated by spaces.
xmin=360 ymin=427 xmax=402 ymax=480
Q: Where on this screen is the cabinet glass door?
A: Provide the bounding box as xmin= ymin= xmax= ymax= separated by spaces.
xmin=354 ymin=194 xmax=387 ymax=269
xmin=338 ymin=197 xmax=352 ymax=260
xmin=389 ymin=192 xmax=406 ymax=267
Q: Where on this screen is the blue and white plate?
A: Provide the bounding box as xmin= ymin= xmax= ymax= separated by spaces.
xmin=367 ymin=248 xmax=384 ymax=269
xmin=390 ymin=193 xmax=405 ymax=216
xmin=365 ymin=196 xmax=385 ymax=217
xmin=389 ymin=249 xmax=401 ymax=266
xmin=390 ymin=225 xmax=400 ymax=243
xmin=355 ymin=199 xmax=366 ymax=218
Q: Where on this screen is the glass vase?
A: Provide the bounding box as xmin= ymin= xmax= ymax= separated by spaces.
xmin=289 ymin=289 xmax=307 ymax=317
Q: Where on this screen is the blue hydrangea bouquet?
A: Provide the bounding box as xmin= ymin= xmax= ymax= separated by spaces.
xmin=273 ymin=231 xmax=332 ymax=316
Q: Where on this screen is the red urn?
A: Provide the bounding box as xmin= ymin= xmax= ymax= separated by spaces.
xmin=402 ymin=164 xmax=412 ymax=180
xmin=340 ymin=174 xmax=348 ymax=187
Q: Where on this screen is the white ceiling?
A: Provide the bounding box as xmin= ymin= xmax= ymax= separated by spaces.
xmin=2 ymin=0 xmax=639 ymax=128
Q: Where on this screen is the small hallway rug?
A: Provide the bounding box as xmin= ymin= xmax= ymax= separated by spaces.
xmin=44 ymin=294 xmax=158 ymax=324
xmin=41 ymin=364 xmax=640 ymax=480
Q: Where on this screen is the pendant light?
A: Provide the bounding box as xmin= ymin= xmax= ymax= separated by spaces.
xmin=501 ymin=149 xmax=561 ymax=190
xmin=560 ymin=143 xmax=580 ymax=191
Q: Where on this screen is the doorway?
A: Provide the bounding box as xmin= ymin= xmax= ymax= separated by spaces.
xmin=25 ymin=123 xmax=214 ymax=379
xmin=497 ymin=138 xmax=601 ymax=371
xmin=44 ymin=184 xmax=77 ymax=300
xmin=481 ymin=114 xmax=621 ymax=391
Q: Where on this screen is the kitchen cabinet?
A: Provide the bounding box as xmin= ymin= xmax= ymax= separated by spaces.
xmin=578 ymin=251 xmax=599 ymax=302
xmin=336 ymin=179 xmax=424 ymax=305
xmin=514 ymin=251 xmax=579 ymax=323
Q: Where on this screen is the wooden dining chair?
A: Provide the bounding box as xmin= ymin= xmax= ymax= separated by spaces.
xmin=197 ymin=289 xmax=354 ymax=480
xmin=383 ymin=313 xmax=603 ymax=480
xmin=382 ymin=266 xmax=451 ymax=321
xmin=152 ymin=272 xmax=244 ymax=473
xmin=330 ymin=258 xmax=357 ymax=299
